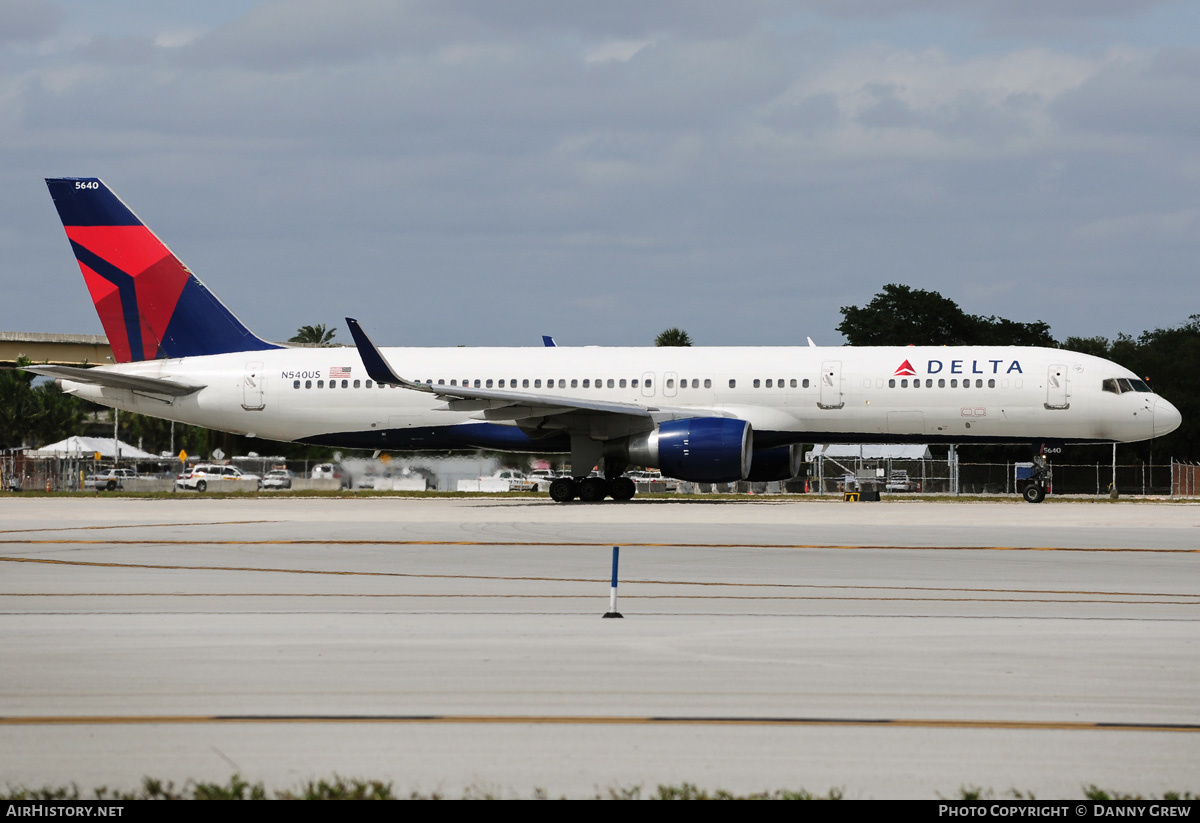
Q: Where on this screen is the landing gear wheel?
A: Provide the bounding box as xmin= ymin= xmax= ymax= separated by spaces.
xmin=578 ymin=477 xmax=609 ymax=502
xmin=196 ymin=480 xmax=207 ymax=493
xmin=609 ymin=477 xmax=636 ymax=501
xmin=549 ymin=478 xmax=577 ymax=502
xmin=1022 ymin=483 xmax=1046 ymax=503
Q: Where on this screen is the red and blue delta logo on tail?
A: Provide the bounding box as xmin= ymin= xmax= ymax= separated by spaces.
xmin=45 ymin=178 xmax=278 ymax=363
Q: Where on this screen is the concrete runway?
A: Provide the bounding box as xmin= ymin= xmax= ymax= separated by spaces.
xmin=0 ymin=496 xmax=1196 ymax=798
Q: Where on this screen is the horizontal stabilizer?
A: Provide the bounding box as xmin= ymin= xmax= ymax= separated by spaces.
xmin=24 ymin=365 xmax=205 ymax=397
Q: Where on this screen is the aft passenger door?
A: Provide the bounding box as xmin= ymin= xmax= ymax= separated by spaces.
xmin=242 ymin=361 xmax=265 ymax=411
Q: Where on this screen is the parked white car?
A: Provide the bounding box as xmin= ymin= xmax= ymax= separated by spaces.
xmin=177 ymin=464 xmax=261 ymax=492
xmin=311 ymin=463 xmax=351 ymax=489
xmin=85 ymin=468 xmax=137 ymax=491
xmin=262 ymin=469 xmax=294 ymax=490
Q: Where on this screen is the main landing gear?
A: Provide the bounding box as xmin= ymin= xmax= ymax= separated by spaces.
xmin=549 ymin=476 xmax=637 ymax=503
xmin=1020 ymin=454 xmax=1051 ymax=503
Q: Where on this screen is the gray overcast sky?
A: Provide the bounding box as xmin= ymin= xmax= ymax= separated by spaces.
xmin=2 ymin=0 xmax=1197 ymax=347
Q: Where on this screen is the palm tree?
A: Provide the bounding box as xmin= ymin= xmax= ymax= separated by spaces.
xmin=289 ymin=324 xmax=337 ymax=345
xmin=655 ymin=327 xmax=692 ymax=347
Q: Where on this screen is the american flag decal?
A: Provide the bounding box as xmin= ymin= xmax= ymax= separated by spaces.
xmin=330 ymin=366 xmax=352 ymax=378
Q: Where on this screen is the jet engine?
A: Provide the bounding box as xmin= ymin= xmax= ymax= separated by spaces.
xmin=623 ymin=417 xmax=752 ymax=482
xmin=746 ymin=443 xmax=804 ymax=482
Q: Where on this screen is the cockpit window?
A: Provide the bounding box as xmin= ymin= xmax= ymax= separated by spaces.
xmin=1107 ymin=377 xmax=1154 ymax=394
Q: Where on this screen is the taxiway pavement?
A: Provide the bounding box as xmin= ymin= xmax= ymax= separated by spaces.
xmin=1 ymin=496 xmax=1196 ymax=798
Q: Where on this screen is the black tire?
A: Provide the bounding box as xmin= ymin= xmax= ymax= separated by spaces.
xmin=105 ymin=480 xmax=117 ymax=491
xmin=196 ymin=480 xmax=207 ymax=493
xmin=549 ymin=478 xmax=576 ymax=503
xmin=1022 ymin=483 xmax=1046 ymax=503
xmin=578 ymin=477 xmax=608 ymax=502
xmin=609 ymin=477 xmax=636 ymax=501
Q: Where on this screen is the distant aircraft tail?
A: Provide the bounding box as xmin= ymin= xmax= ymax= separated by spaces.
xmin=45 ymin=178 xmax=279 ymax=362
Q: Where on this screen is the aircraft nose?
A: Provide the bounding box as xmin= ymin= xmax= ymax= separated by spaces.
xmin=1153 ymin=397 xmax=1182 ymax=437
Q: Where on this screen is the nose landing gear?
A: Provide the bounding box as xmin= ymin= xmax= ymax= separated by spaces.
xmin=1020 ymin=454 xmax=1051 ymax=503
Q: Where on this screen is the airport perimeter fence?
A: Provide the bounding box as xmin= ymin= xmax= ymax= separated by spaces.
xmin=802 ymin=456 xmax=1175 ymax=497
xmin=0 ymin=451 xmax=1186 ymax=498
xmin=1172 ymin=460 xmax=1200 ymax=497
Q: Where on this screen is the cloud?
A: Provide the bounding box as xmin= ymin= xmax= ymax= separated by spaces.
xmin=0 ymin=0 xmax=64 ymax=44
xmin=3 ymin=2 xmax=1198 ymax=347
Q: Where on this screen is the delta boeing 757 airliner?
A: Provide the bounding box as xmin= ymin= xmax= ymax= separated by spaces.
xmin=28 ymin=178 xmax=1181 ymax=503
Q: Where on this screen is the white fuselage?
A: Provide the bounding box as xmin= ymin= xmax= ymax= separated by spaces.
xmin=60 ymin=344 xmax=1180 ymax=451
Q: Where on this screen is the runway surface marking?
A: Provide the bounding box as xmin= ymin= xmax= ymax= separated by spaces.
xmin=1 ymin=715 xmax=1196 ymax=733
xmin=0 ymin=521 xmax=275 ymax=535
xmin=3 ymin=557 xmax=1197 ymax=601
xmin=1 ymin=539 xmax=1196 ymax=553
xmin=5 ymin=594 xmax=1197 ymax=605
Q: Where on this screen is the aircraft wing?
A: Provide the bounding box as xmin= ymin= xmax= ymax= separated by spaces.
xmin=23 ymin=365 xmax=206 ymax=397
xmin=346 ymin=318 xmax=724 ymax=426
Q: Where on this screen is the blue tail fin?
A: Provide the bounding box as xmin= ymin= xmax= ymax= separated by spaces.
xmin=45 ymin=178 xmax=279 ymax=362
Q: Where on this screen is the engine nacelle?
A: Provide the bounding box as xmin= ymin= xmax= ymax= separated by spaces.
xmin=626 ymin=417 xmax=752 ymax=482
xmin=746 ymin=444 xmax=804 ymax=482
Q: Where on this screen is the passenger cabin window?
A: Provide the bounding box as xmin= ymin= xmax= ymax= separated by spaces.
xmin=729 ymin=379 xmax=736 ymax=388
xmin=666 ymin=379 xmax=675 ymax=389
xmin=753 ymin=379 xmax=760 ymax=388
xmin=293 ymin=380 xmax=300 ymax=389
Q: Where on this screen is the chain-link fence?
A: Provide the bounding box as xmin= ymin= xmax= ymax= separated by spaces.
xmin=0 ymin=451 xmax=1188 ymax=498
xmin=1172 ymin=460 xmax=1200 ymax=497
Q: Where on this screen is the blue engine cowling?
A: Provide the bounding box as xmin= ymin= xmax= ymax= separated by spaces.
xmin=746 ymin=444 xmax=804 ymax=482
xmin=627 ymin=417 xmax=752 ymax=482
